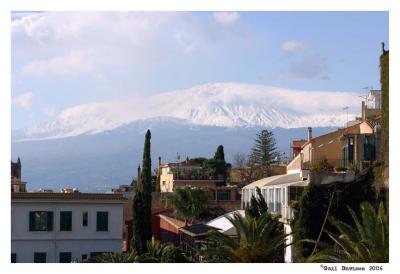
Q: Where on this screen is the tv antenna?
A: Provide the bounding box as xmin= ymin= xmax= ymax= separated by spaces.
xmin=343 ymin=106 xmax=349 ymax=125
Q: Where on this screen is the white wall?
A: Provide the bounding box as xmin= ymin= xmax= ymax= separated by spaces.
xmin=11 ymin=201 xmax=124 ymax=263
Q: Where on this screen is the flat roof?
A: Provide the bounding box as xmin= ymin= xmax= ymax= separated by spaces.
xmin=11 ymin=192 xmax=127 ymax=202
xmin=179 ymin=223 xmax=216 ymax=237
xmin=243 ymin=173 xmax=301 ymax=189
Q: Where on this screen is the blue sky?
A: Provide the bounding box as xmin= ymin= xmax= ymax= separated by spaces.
xmin=11 ymin=11 xmax=388 ymax=129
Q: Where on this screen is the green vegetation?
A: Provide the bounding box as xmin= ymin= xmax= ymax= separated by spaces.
xmin=293 ymin=168 xmax=378 ymax=261
xmin=245 ymin=187 xmax=269 ymax=219
xmin=307 ymin=202 xmax=388 ymax=263
xmin=250 ymin=129 xmax=279 ymax=177
xmin=310 ymin=158 xmax=333 ymax=172
xmin=85 ymin=238 xmax=189 ymax=263
xmin=201 ymin=212 xmax=286 ymax=262
xmin=132 ymin=129 xmax=153 ymax=253
xmin=167 ymin=186 xmax=210 ymax=226
xmin=380 ymin=43 xmax=389 ymax=184
xmin=214 ymin=145 xmax=225 ymax=161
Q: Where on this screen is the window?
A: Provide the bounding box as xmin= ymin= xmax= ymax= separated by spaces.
xmin=90 ymin=252 xmax=104 ymax=258
xmin=59 ymin=252 xmax=72 ymax=263
xmin=81 ymin=254 xmax=88 ymax=261
xmin=11 ymin=253 xmax=16 ymax=263
xmin=96 ymin=211 xmax=108 ymax=231
xmin=363 ymin=135 xmax=375 ymax=161
xmin=60 ymin=211 xmax=72 ymax=231
xmin=34 ymin=252 xmax=47 ymax=263
xmin=82 ymin=211 xmax=88 ymax=227
xmin=216 ymin=190 xmax=231 ymax=201
xmin=29 ymin=211 xmax=53 ymax=231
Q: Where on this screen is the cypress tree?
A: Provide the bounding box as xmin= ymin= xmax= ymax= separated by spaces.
xmin=245 ymin=187 xmax=269 ymax=219
xmin=132 ymin=189 xmax=145 ymax=253
xmin=214 ymin=145 xmax=225 ymax=161
xmin=250 ymin=129 xmax=279 ymax=177
xmin=141 ymin=130 xmax=152 ymax=244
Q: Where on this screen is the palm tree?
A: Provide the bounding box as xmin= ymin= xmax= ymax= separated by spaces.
xmin=307 ymin=202 xmax=388 ymax=263
xmin=84 ymin=249 xmax=139 ymax=263
xmin=167 ymin=186 xmax=210 ymax=226
xmin=201 ymin=212 xmax=287 ymax=262
xmin=138 ymin=238 xmax=189 ymax=263
xmin=84 ymin=239 xmax=188 ymax=263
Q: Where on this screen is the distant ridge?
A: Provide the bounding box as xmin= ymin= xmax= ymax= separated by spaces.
xmin=12 ymin=82 xmax=359 ymax=141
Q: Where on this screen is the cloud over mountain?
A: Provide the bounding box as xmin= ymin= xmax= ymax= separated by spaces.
xmin=12 ymin=83 xmax=360 ymax=141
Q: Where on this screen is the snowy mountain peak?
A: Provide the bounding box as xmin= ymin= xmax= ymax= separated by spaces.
xmin=12 ymin=82 xmax=360 ymax=141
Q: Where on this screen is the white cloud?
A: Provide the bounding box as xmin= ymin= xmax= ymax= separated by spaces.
xmin=281 ymin=41 xmax=305 ymax=52
xmin=213 ymin=12 xmax=239 ymax=26
xmin=20 ymin=50 xmax=95 ymax=77
xmin=13 ymin=83 xmax=361 ymax=140
xmin=12 ymin=92 xmax=34 ymax=110
xmin=43 ymin=107 xmax=56 ymax=117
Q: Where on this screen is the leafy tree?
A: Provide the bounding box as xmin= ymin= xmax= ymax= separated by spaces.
xmin=203 ymin=158 xmax=227 ymax=181
xmin=167 ymin=186 xmax=210 ymax=226
xmin=245 ymin=187 xmax=269 ymax=219
xmin=307 ymin=202 xmax=388 ymax=263
xmin=250 ymin=129 xmax=279 ymax=177
xmin=293 ymin=169 xmax=378 ymax=261
xmin=141 ymin=130 xmax=153 ymax=245
xmin=214 ymin=145 xmax=225 ymax=161
xmin=201 ymin=213 xmax=286 ymax=262
xmin=232 ymin=152 xmax=263 ymax=186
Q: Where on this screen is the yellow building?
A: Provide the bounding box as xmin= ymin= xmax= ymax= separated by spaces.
xmin=158 ymin=160 xmax=241 ymax=211
xmin=287 ymin=121 xmax=375 ymax=173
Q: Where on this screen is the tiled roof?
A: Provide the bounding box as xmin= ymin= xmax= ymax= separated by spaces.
xmin=11 ymin=192 xmax=127 ymax=201
xmin=158 ymin=213 xmax=187 ymax=229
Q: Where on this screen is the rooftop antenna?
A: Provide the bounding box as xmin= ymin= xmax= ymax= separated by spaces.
xmin=343 ymin=106 xmax=349 ymax=126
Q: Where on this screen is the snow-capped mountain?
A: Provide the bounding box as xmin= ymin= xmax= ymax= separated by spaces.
xmin=12 ymin=82 xmax=360 ymax=141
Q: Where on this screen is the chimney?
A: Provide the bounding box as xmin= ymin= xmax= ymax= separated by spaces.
xmin=158 ymin=157 xmax=161 ymax=168
xmin=307 ymin=127 xmax=312 ymax=141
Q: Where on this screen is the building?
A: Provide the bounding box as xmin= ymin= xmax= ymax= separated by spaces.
xmin=11 ymin=158 xmax=27 ymax=193
xmin=158 ymin=159 xmax=242 ymax=211
xmin=11 ymin=192 xmax=126 ymax=263
xmin=290 ymin=140 xmax=307 ymax=159
xmin=362 ymin=90 xmax=381 ymax=120
xmin=206 ymin=210 xmax=245 ymax=236
xmin=286 ymin=121 xmax=376 ymax=173
xmin=241 ymin=120 xmax=379 ymax=263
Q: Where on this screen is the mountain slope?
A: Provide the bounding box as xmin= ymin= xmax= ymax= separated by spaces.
xmin=12 ymin=82 xmax=359 ymax=141
xmin=12 ymin=118 xmax=335 ymax=192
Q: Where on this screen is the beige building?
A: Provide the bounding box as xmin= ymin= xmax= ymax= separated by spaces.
xmin=287 ymin=121 xmax=375 ymax=173
xmin=158 ymin=161 xmax=241 ymax=211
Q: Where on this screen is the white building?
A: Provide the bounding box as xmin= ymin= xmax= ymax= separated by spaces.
xmin=242 ymin=172 xmax=309 ymax=263
xmin=206 ymin=210 xmax=245 ymax=236
xmin=11 ymin=192 xmax=126 ymax=263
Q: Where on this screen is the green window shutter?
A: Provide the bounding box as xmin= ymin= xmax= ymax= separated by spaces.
xmin=96 ymin=212 xmax=108 ymax=231
xmin=82 ymin=211 xmax=88 ymax=226
xmin=60 ymin=211 xmax=72 ymax=231
xmin=11 ymin=253 xmax=16 ymax=263
xmin=34 ymin=252 xmax=47 ymax=263
xmin=47 ymin=212 xmax=53 ymax=231
xmin=59 ymin=252 xmax=72 ymax=263
xmin=29 ymin=212 xmax=35 ymax=231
